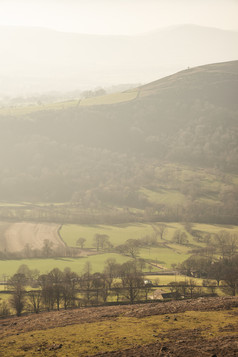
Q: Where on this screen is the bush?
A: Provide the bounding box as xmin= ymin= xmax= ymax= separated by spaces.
xmin=0 ymin=300 xmax=11 ymax=318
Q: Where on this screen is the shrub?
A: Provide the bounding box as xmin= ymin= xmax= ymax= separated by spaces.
xmin=0 ymin=300 xmax=11 ymax=318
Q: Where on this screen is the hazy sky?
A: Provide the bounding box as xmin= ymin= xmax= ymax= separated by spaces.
xmin=0 ymin=0 xmax=237 ymax=35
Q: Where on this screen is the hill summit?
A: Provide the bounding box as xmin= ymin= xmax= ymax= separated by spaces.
xmin=71 ymin=60 xmax=238 ymax=171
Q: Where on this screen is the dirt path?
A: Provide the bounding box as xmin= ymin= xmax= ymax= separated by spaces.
xmin=3 ymin=222 xmax=63 ymax=252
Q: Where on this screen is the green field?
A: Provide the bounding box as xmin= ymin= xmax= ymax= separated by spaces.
xmin=140 ymin=247 xmax=190 ymax=268
xmin=60 ymin=221 xmax=236 ymax=249
xmin=0 ymin=253 xmax=131 ymax=278
xmin=60 ymin=223 xmax=158 ymax=248
xmin=58 ymin=221 xmax=238 ymax=271
xmin=79 ymin=91 xmax=137 ymax=106
xmin=0 ymin=91 xmax=138 ymax=117
xmin=0 ymin=100 xmax=78 ymax=116
xmin=1 ymin=221 xmax=238 ymax=278
xmin=60 ymin=221 xmax=202 ymax=249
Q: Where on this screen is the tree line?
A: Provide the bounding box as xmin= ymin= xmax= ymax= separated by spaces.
xmin=177 ymin=230 xmax=238 ymax=296
xmin=0 ymin=260 xmax=152 ymax=317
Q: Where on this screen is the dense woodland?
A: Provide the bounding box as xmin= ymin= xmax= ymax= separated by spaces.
xmin=0 ymin=61 xmax=237 ymax=224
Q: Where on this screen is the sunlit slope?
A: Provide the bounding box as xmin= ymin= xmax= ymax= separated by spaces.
xmin=0 ymin=91 xmax=138 ymax=116
xmin=80 ymin=91 xmax=138 ymax=106
xmin=137 ymin=60 xmax=238 ymax=106
xmin=2 ymin=59 xmax=237 ymax=116
xmin=0 ymin=60 xmax=237 ymax=206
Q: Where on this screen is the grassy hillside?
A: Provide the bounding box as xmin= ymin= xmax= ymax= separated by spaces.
xmin=1 ymin=297 xmax=237 ymax=356
xmin=0 ymin=61 xmax=237 ymax=225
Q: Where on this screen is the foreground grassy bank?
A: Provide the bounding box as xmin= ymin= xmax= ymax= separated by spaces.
xmin=0 ymin=298 xmax=237 ymax=357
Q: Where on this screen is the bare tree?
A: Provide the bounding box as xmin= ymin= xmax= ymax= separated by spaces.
xmin=124 ymin=239 xmax=140 ymax=258
xmin=80 ymin=262 xmax=93 ymax=306
xmin=208 ymin=261 xmax=223 ymax=286
xmin=27 ymin=290 xmax=42 ymax=313
xmin=76 ymin=237 xmax=86 ymax=249
xmin=214 ymin=231 xmax=230 ymax=259
xmin=103 ymin=258 xmax=120 ymax=289
xmin=187 ymin=278 xmax=197 ymax=298
xmin=221 ymin=256 xmax=238 ymax=296
xmin=42 ymin=239 xmax=54 ymax=258
xmin=61 ymin=269 xmax=78 ymax=309
xmin=157 ymin=224 xmax=168 ymax=240
xmin=173 ymin=230 xmax=188 ymax=245
xmin=93 ymin=234 xmax=110 ymax=251
xmin=48 ymin=268 xmax=64 ymax=311
xmin=38 ymin=274 xmax=55 ymax=311
xmin=8 ymin=274 xmax=27 ymax=316
xmin=120 ymin=261 xmax=144 ymax=304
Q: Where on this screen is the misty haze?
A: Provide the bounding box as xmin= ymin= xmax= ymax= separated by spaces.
xmin=0 ymin=1 xmax=238 ymax=356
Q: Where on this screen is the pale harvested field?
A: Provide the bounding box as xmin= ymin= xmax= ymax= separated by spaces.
xmin=1 ymin=222 xmax=63 ymax=252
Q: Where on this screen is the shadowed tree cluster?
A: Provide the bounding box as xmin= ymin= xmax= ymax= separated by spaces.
xmin=5 ymin=259 xmax=153 ymax=316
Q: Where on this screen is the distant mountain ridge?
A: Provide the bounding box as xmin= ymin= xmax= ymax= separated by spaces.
xmin=0 ymin=25 xmax=238 ymax=95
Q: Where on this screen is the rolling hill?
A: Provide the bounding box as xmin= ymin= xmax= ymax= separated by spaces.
xmin=0 ymin=60 xmax=237 ymax=224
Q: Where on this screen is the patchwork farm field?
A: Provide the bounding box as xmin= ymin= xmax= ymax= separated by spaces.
xmin=0 ymin=222 xmax=63 ymax=253
xmin=1 ymin=221 xmax=238 ymax=278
